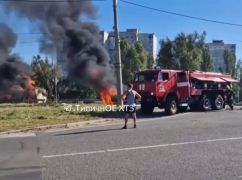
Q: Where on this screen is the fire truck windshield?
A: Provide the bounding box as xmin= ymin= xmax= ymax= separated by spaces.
xmin=135 ymin=72 xmax=158 ymax=82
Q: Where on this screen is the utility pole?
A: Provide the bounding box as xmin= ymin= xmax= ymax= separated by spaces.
xmin=113 ymin=0 xmax=123 ymax=105
xmin=52 ymin=51 xmax=58 ymax=104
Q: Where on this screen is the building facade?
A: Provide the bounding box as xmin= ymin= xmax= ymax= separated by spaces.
xmin=207 ymin=40 xmax=236 ymax=73
xmin=100 ymin=29 xmax=158 ymax=64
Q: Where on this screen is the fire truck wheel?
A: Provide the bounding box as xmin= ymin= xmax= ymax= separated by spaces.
xmin=199 ymin=95 xmax=211 ymax=111
xmin=211 ymin=94 xmax=224 ymax=110
xmin=165 ymin=97 xmax=178 ymax=115
xmin=141 ymin=103 xmax=154 ymax=114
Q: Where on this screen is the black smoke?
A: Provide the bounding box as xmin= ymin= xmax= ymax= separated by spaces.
xmin=0 ymin=23 xmax=17 ymax=62
xmin=0 ymin=23 xmax=31 ymax=102
xmin=3 ymin=0 xmax=116 ymax=92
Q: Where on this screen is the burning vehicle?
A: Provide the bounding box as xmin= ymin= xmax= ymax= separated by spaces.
xmin=0 ymin=23 xmax=48 ymax=104
xmin=0 ymin=69 xmax=47 ymax=104
xmin=100 ymin=85 xmax=117 ymax=105
xmin=0 ymin=73 xmax=36 ymax=103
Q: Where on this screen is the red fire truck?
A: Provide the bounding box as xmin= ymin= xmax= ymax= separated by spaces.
xmin=133 ymin=69 xmax=238 ymax=115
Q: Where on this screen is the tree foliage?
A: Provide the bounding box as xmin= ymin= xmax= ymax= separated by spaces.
xmin=224 ymin=49 xmax=236 ymax=76
xmin=57 ymin=79 xmax=98 ymax=100
xmin=201 ymin=47 xmax=213 ymax=72
xmin=158 ymin=38 xmax=179 ymax=69
xmin=157 ymin=32 xmax=213 ymax=71
xmin=234 ymin=59 xmax=242 ymax=102
xmin=31 ymin=55 xmax=56 ymax=100
xmin=31 ymin=55 xmax=98 ymax=101
xmin=120 ymin=40 xmax=152 ymax=84
xmin=147 ymin=54 xmax=154 ymax=69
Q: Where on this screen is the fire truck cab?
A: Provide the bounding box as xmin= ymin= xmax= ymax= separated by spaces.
xmin=133 ymin=69 xmax=238 ymax=115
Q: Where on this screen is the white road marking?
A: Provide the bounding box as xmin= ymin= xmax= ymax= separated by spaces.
xmin=43 ymin=136 xmax=242 ymax=159
xmin=0 ymin=133 xmax=36 ymax=139
xmin=43 ymin=150 xmax=106 ymax=158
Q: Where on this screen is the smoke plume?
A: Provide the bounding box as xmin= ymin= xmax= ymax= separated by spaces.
xmin=0 ymin=23 xmax=35 ymax=102
xmin=3 ymin=0 xmax=116 ymax=92
xmin=0 ymin=23 xmax=17 ymax=62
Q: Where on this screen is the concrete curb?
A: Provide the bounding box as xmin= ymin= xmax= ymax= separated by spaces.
xmin=0 ymin=118 xmax=120 ymax=135
xmin=0 ymin=124 xmax=67 ymax=135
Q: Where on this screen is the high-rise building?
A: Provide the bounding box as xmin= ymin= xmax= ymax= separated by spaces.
xmin=207 ymin=40 xmax=236 ymax=72
xmin=100 ymin=28 xmax=158 ymax=64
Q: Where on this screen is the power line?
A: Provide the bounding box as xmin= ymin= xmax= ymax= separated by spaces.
xmin=120 ymin=0 xmax=242 ymax=27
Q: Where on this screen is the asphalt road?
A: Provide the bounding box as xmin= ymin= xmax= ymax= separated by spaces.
xmin=1 ymin=108 xmax=242 ymax=180
xmin=0 ymin=136 xmax=41 ymax=180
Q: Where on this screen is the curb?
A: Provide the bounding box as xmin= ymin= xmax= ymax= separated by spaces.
xmin=0 ymin=118 xmax=120 ymax=135
xmin=0 ymin=124 xmax=67 ymax=135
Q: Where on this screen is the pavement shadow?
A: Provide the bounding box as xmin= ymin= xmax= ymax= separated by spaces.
xmin=137 ymin=111 xmax=166 ymax=119
xmin=137 ymin=109 xmax=190 ymax=119
xmin=55 ymin=127 xmax=123 ymax=136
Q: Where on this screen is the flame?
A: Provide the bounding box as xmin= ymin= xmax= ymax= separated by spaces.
xmin=100 ymin=86 xmax=117 ymax=105
xmin=25 ymin=76 xmax=36 ymax=99
xmin=26 ymin=76 xmax=36 ymax=91
xmin=0 ymin=74 xmax=37 ymax=103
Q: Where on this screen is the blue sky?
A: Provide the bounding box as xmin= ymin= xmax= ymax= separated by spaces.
xmin=0 ymin=0 xmax=242 ymax=63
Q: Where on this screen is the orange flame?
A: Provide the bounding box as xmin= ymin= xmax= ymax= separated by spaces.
xmin=0 ymin=75 xmax=37 ymax=103
xmin=23 ymin=75 xmax=36 ymax=100
xmin=26 ymin=76 xmax=36 ymax=91
xmin=100 ymin=86 xmax=117 ymax=105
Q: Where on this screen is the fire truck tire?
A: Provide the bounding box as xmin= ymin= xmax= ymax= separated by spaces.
xmin=165 ymin=97 xmax=178 ymax=115
xmin=141 ymin=103 xmax=154 ymax=114
xmin=211 ymin=94 xmax=224 ymax=110
xmin=199 ymin=95 xmax=211 ymax=111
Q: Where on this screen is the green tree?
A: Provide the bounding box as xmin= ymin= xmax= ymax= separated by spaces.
xmin=147 ymin=54 xmax=154 ymax=69
xmin=158 ymin=31 xmax=210 ymax=71
xmin=235 ymin=59 xmax=241 ymax=79
xmin=57 ymin=79 xmax=98 ymax=100
xmin=224 ymin=49 xmax=236 ymax=76
xmin=157 ymin=38 xmax=179 ymax=69
xmin=120 ymin=40 xmax=134 ymax=83
xmin=120 ymin=40 xmax=148 ymax=84
xmin=201 ymin=47 xmax=213 ymax=72
xmin=174 ymin=32 xmax=204 ymax=70
xmin=31 ymin=55 xmax=56 ymax=100
xmin=134 ymin=41 xmax=147 ymax=70
xmin=235 ymin=59 xmax=242 ymax=102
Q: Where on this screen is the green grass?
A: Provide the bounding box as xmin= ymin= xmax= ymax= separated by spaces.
xmin=0 ymin=103 xmax=123 ymax=132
